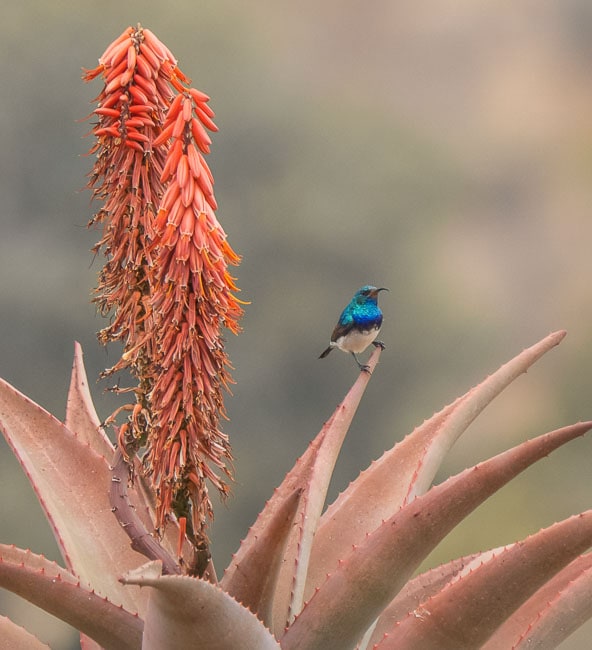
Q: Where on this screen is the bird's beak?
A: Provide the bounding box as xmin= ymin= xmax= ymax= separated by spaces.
xmin=377 ymin=287 xmax=389 ymax=293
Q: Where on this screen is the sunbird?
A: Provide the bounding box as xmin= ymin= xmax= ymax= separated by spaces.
xmin=319 ymin=285 xmax=388 ymax=372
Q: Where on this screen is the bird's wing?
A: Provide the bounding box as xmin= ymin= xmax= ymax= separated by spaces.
xmin=330 ymin=312 xmax=356 ymax=343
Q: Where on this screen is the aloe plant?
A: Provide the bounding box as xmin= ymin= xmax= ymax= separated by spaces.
xmin=1 ymin=25 xmax=592 ymax=650
xmin=1 ymin=334 xmax=592 ymax=649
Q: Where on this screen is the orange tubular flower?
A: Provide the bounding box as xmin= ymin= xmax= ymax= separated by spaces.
xmin=146 ymin=88 xmax=243 ymax=539
xmin=85 ymin=25 xmax=243 ymax=548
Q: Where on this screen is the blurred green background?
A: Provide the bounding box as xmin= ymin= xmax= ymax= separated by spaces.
xmin=1 ymin=1 xmax=592 ymax=647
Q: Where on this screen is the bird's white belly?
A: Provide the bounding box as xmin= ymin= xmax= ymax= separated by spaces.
xmin=335 ymin=327 xmax=380 ymax=354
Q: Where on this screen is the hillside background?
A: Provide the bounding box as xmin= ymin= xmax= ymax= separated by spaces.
xmin=1 ymin=2 xmax=591 ymax=647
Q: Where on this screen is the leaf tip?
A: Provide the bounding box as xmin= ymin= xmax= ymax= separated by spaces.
xmin=121 ymin=560 xmax=163 ymax=586
xmin=552 ymin=329 xmax=567 ymax=341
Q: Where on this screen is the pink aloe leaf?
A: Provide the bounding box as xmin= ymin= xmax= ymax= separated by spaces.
xmin=306 ymin=331 xmax=566 ymax=599
xmin=0 ymin=543 xmax=143 ymax=650
xmin=357 ymin=552 xmax=489 ymax=650
xmin=121 ymin=561 xmax=281 ymax=650
xmin=483 ymin=552 xmax=592 ymax=649
xmin=375 ymin=514 xmax=592 ymax=649
xmin=221 ymin=347 xmax=382 ymax=635
xmin=64 ymin=341 xmax=144 ymax=615
xmin=64 ymin=343 xmax=188 ymax=572
xmin=127 ymin=456 xmax=191 ymax=568
xmin=80 ymin=635 xmax=103 ymax=650
xmin=280 ymin=421 xmax=592 ymax=650
xmin=0 ymin=376 xmax=149 ymax=614
xmin=362 ymin=550 xmax=495 ymax=648
xmin=64 ymin=341 xmax=114 ymax=459
xmin=0 ymin=615 xmax=51 ymax=650
xmin=223 ymin=487 xmax=303 ymax=628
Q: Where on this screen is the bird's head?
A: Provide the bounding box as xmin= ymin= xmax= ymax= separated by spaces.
xmin=355 ymin=285 xmax=389 ymax=304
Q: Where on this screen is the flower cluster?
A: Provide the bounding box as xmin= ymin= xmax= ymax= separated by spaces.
xmin=146 ymin=88 xmax=244 ymax=537
xmin=85 ymin=25 xmax=242 ymax=548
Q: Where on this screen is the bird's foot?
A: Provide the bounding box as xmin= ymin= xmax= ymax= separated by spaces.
xmin=352 ymin=352 xmax=371 ymax=373
xmin=373 ymin=340 xmax=386 ymax=350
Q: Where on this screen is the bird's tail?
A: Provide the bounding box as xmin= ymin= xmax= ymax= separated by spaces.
xmin=319 ymin=346 xmax=333 ymax=359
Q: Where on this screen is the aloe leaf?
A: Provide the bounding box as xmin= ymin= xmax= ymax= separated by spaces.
xmin=65 ymin=341 xmax=114 ymax=459
xmin=222 ymin=347 xmax=382 ymax=634
xmin=0 ymin=615 xmax=51 ymax=650
xmin=65 ymin=343 xmax=186 ymax=574
xmin=127 ymin=457 xmax=189 ymax=568
xmin=362 ymin=550 xmax=493 ymax=648
xmin=306 ymin=331 xmax=566 ymax=598
xmin=223 ymin=487 xmax=303 ymax=627
xmin=80 ymin=635 xmax=103 ymax=650
xmin=483 ymin=552 xmax=592 ymax=649
xmin=109 ymin=450 xmax=182 ymax=575
xmin=65 ymin=344 xmax=173 ymax=559
xmin=375 ymin=513 xmax=592 ymax=649
xmin=281 ymin=421 xmax=592 ymax=650
xmin=0 ymin=543 xmax=142 ymax=650
xmin=121 ymin=561 xmax=281 ymax=650
xmin=0 ymin=376 xmax=148 ymax=614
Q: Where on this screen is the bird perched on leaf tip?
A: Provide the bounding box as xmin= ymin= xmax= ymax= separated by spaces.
xmin=319 ymin=285 xmax=388 ymax=372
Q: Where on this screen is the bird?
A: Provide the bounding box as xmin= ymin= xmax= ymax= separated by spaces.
xmin=319 ymin=285 xmax=388 ymax=372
